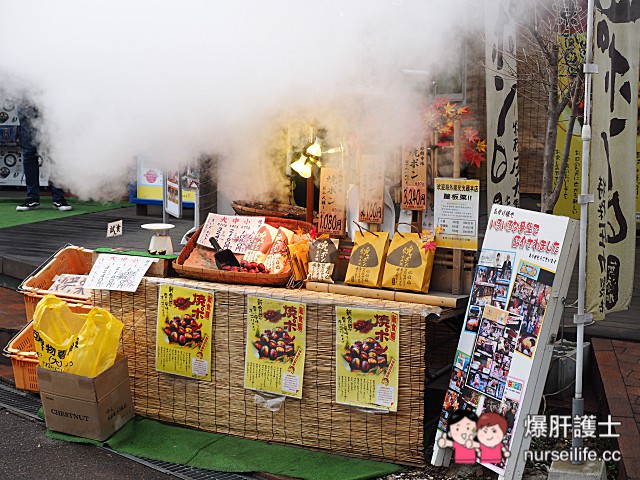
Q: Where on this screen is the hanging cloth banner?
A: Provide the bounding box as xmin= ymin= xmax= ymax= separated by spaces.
xmin=485 ymin=0 xmax=520 ymax=210
xmin=587 ymin=0 xmax=640 ymax=319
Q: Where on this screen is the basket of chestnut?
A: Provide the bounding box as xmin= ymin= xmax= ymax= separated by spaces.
xmin=343 ymin=337 xmax=389 ymax=374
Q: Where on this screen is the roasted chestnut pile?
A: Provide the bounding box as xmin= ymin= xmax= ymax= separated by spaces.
xmin=163 ymin=314 xmax=203 ymax=347
xmin=343 ymin=337 xmax=389 ymax=373
xmin=222 ymin=261 xmax=271 ymax=273
xmin=253 ymin=327 xmax=296 ymax=361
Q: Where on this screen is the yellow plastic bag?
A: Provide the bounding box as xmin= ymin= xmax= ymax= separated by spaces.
xmin=33 ymin=295 xmax=123 ymax=377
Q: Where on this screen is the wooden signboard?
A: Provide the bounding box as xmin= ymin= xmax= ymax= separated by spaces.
xmin=317 ymin=167 xmax=346 ymax=236
xmin=358 ymin=154 xmax=385 ymax=224
xmin=401 ymin=146 xmax=428 ymax=211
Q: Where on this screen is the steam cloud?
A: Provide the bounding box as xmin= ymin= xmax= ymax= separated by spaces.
xmin=0 ymin=0 xmax=474 ymax=207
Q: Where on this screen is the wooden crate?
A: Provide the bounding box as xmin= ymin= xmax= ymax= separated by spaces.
xmin=428 ymin=248 xmax=477 ymax=295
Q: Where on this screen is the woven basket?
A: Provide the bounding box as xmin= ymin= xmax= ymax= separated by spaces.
xmin=231 ymin=201 xmax=308 ymax=220
xmin=173 ymin=216 xmax=312 ymax=286
xmin=19 ymin=245 xmax=94 ymax=319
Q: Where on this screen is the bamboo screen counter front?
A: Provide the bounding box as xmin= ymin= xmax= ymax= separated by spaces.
xmin=94 ymin=277 xmax=447 ymax=466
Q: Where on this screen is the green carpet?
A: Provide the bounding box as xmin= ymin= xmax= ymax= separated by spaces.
xmin=46 ymin=417 xmax=404 ymax=480
xmin=0 ymin=197 xmax=131 ymax=229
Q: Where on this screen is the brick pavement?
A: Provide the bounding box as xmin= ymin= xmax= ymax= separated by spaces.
xmin=592 ymin=337 xmax=640 ymax=479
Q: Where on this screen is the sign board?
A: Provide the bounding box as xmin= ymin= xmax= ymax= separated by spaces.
xmin=434 ymin=178 xmax=480 ymax=250
xmin=164 ymin=170 xmax=182 ymax=218
xmin=136 ymin=161 xmax=197 ymax=203
xmin=244 ymin=296 xmax=306 ymax=399
xmin=335 ymin=307 xmax=399 ymax=412
xmin=358 ymin=154 xmax=385 ymax=224
xmin=401 ymin=146 xmax=428 ymax=211
xmin=84 ymin=254 xmax=156 ymax=292
xmin=431 ymin=205 xmax=578 ymax=480
xmin=196 ymin=213 xmax=265 ymax=254
xmin=156 ymin=284 xmax=214 ymax=380
xmin=317 ymin=167 xmax=346 ymax=236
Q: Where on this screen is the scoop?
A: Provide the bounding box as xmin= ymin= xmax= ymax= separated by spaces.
xmin=209 ymin=237 xmax=240 ymax=269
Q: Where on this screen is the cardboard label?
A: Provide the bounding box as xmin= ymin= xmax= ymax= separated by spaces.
xmin=318 ymin=167 xmax=346 ymax=236
xmin=401 ymin=146 xmax=428 ymax=211
xmin=358 ymin=155 xmax=385 ymax=224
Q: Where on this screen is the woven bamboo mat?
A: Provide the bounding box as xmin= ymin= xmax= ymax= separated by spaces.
xmin=94 ymin=277 xmax=439 ymax=466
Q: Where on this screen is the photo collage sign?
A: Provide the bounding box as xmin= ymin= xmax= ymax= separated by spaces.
xmin=434 ymin=205 xmax=570 ymax=476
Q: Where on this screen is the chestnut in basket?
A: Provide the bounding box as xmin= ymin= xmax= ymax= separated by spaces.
xmin=254 ymin=327 xmax=296 ymax=362
xmin=222 ymin=261 xmax=271 ymax=274
xmin=343 ymin=337 xmax=388 ymax=373
xmin=163 ymin=314 xmax=203 ymax=348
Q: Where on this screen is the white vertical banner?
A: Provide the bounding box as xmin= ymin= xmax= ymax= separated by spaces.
xmin=485 ymin=0 xmax=520 ymax=210
xmin=587 ymin=0 xmax=640 ymax=319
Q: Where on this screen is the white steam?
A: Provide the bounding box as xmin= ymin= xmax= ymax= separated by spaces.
xmin=0 ymin=0 xmax=475 ymax=203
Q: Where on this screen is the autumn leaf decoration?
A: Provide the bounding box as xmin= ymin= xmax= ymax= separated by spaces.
xmin=421 ymin=229 xmax=438 ymax=253
xmin=424 ymin=98 xmax=487 ymax=169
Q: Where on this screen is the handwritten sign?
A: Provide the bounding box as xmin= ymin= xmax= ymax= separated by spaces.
xmin=358 ymin=154 xmax=385 ymax=224
xmin=49 ymin=274 xmax=91 ymax=298
xmin=318 ymin=167 xmax=346 ymax=236
xmin=401 ymin=146 xmax=427 ymax=210
xmin=84 ymin=254 xmax=156 ymax=292
xmin=196 ymin=213 xmax=265 ymax=254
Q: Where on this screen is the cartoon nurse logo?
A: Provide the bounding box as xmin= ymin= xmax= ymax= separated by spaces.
xmin=439 ymin=410 xmax=511 ymax=464
xmin=437 ymin=409 xmax=478 ymax=464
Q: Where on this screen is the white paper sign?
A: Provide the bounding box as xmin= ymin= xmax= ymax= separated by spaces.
xmin=106 ymin=220 xmax=123 ymax=238
xmin=197 ymin=213 xmax=265 ymax=254
xmin=84 ymin=254 xmax=156 ymax=292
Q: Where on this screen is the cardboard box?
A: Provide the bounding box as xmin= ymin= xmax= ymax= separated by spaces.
xmin=37 ymin=355 xmax=134 ymax=441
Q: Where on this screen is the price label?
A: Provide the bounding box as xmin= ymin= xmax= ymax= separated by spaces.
xmin=358 ymin=155 xmax=385 ymax=224
xmin=318 ymin=167 xmax=346 ymax=236
xmin=401 ymin=146 xmax=428 ymax=211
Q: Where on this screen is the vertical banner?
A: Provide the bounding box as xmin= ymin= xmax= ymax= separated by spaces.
xmin=401 ymin=146 xmax=428 ymax=211
xmin=434 ymin=178 xmax=480 ymax=250
xmin=244 ymin=296 xmax=306 ymax=399
xmin=358 ymin=154 xmax=385 ymax=224
xmin=553 ymin=31 xmax=586 ymax=219
xmin=485 ymin=0 xmax=519 ymax=210
xmin=587 ymin=1 xmax=640 ymax=319
xmin=317 ymin=167 xmax=346 ymax=236
xmin=156 ymin=284 xmax=214 ymax=380
xmin=432 ymin=205 xmax=577 ymax=479
xmin=336 ymin=307 xmax=399 ymax=412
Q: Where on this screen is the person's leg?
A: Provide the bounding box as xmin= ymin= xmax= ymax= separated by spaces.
xmin=21 ymin=143 xmax=40 ymax=203
xmin=50 ymin=183 xmax=65 ymax=203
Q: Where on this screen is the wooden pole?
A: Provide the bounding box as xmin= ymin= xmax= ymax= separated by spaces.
xmin=452 ymin=120 xmax=464 ymax=294
xmin=306 ymin=170 xmax=314 ymax=225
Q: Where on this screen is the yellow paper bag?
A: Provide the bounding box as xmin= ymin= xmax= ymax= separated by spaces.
xmin=344 ymin=231 xmax=389 ymax=287
xmin=33 ymin=295 xmax=123 ymax=377
xmin=382 ymin=231 xmax=435 ymax=293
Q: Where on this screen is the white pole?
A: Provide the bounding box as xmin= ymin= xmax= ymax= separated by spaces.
xmin=572 ymin=0 xmax=596 ymax=460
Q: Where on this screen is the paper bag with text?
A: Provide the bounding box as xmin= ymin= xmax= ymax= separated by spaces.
xmin=264 ymin=227 xmax=294 ymax=274
xmin=344 ymin=231 xmax=389 ymax=287
xmin=306 ymin=237 xmax=339 ymax=283
xmin=381 ymin=231 xmax=435 ymax=293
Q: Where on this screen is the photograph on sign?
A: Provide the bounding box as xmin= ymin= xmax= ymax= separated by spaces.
xmin=434 ymin=178 xmax=480 ymax=250
xmin=165 ymin=170 xmax=182 ymax=219
xmin=335 ymin=307 xmax=399 ymax=412
xmin=432 ymin=205 xmax=573 ymax=477
xmin=244 ymin=296 xmax=306 ymax=399
xmin=156 ymin=284 xmax=214 ymax=380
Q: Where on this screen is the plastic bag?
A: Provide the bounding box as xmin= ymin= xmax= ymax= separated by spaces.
xmin=33 ymin=295 xmax=123 ymax=377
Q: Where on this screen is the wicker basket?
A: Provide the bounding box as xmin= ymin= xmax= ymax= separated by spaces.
xmin=19 ymin=245 xmax=94 ymax=319
xmin=173 ymin=216 xmax=312 ymax=286
xmin=3 ymin=322 xmax=39 ymax=392
xmin=231 ymin=201 xmax=309 ymax=220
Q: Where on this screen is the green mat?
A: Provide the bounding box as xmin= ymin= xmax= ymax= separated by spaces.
xmin=0 ymin=197 xmax=131 ymax=229
xmin=46 ymin=417 xmax=404 ymax=480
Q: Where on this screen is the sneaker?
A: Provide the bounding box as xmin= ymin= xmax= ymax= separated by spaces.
xmin=16 ymin=200 xmax=40 ymax=211
xmin=53 ymin=199 xmax=73 ymax=211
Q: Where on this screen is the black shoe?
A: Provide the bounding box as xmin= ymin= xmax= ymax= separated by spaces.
xmin=53 ymin=199 xmax=73 ymax=211
xmin=16 ymin=200 xmax=40 ymax=211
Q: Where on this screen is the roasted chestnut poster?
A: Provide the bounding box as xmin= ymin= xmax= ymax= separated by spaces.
xmin=335 ymin=307 xmax=399 ymax=412
xmin=156 ymin=284 xmax=214 ymax=380
xmin=244 ymin=296 xmax=306 ymax=399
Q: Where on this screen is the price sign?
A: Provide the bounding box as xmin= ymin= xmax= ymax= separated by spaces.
xmin=401 ymin=146 xmax=427 ymax=210
xmin=318 ymin=167 xmax=346 ymax=236
xmin=358 ymin=154 xmax=385 ymax=224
